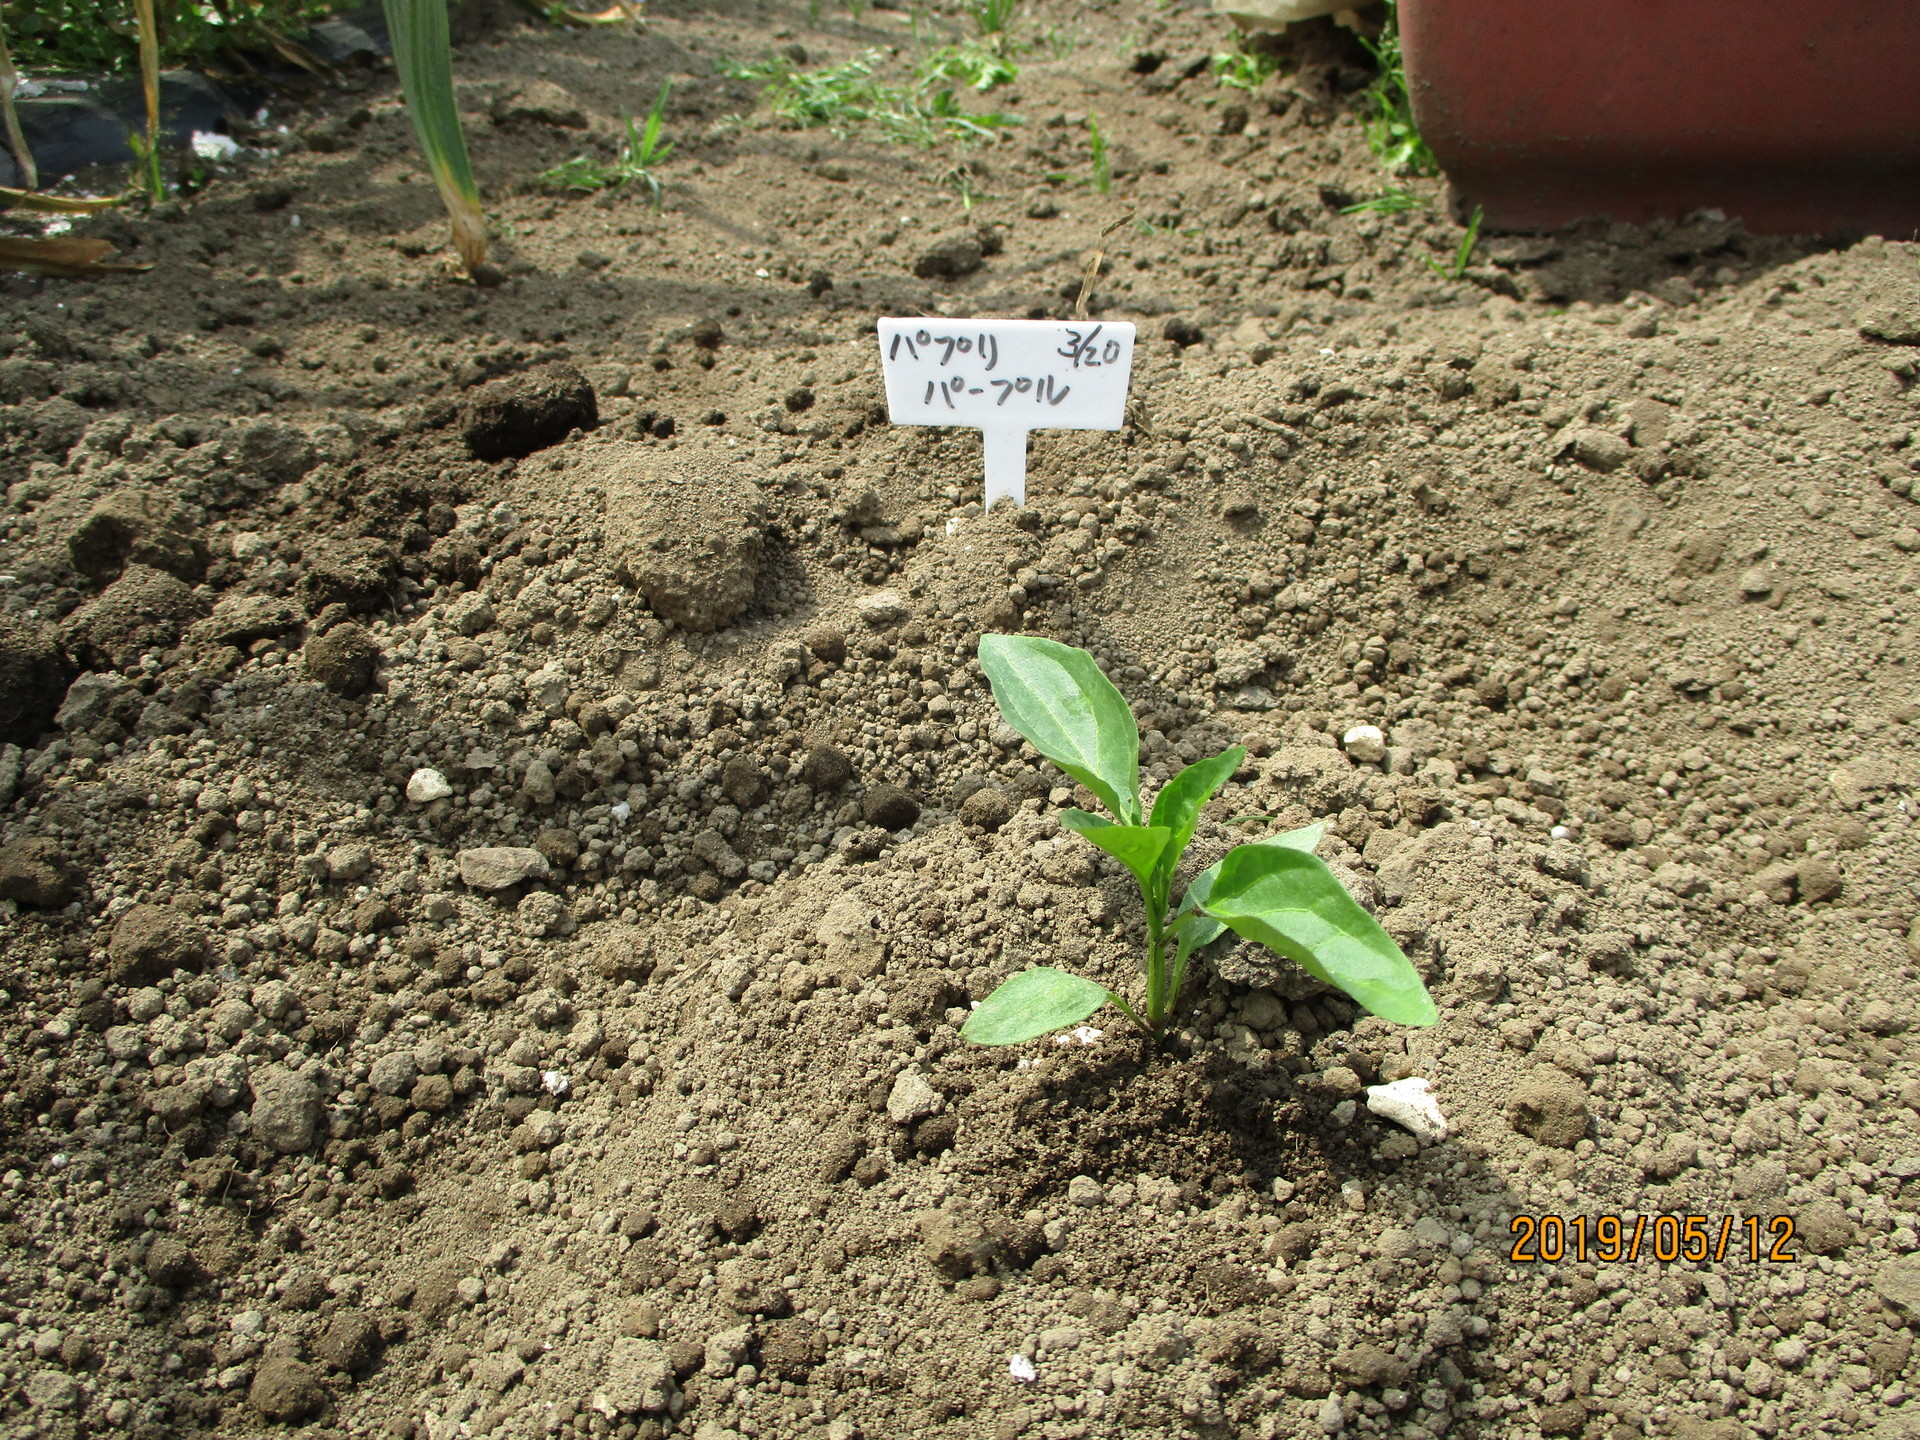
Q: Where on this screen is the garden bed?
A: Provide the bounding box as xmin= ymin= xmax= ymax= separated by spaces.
xmin=0 ymin=2 xmax=1916 ymax=1439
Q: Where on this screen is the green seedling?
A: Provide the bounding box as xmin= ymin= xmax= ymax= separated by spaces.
xmin=540 ymin=81 xmax=675 ymax=204
xmin=919 ymin=42 xmax=1017 ymax=92
xmin=968 ymin=0 xmax=1015 ymax=39
xmin=1425 ymin=205 xmax=1483 ymax=280
xmin=1087 ymin=111 xmax=1111 ymax=194
xmin=937 ymin=161 xmax=983 ymax=212
xmin=1358 ymin=0 xmax=1436 ymax=176
xmin=727 ymin=49 xmax=1015 ymax=148
xmin=1209 ymin=47 xmax=1279 ymax=92
xmin=961 ymin=636 xmax=1437 ymax=1047
xmin=131 ymin=0 xmax=163 ymax=201
xmin=1342 ymin=188 xmax=1423 ymax=216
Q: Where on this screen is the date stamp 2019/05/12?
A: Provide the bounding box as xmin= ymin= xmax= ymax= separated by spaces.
xmin=1510 ymin=1214 xmax=1800 ymax=1266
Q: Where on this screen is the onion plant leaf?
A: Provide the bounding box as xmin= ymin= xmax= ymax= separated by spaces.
xmin=979 ymin=634 xmax=1141 ymax=823
xmin=961 ymin=967 xmax=1111 ymax=1045
xmin=383 ymin=0 xmax=489 ymax=275
xmin=1198 ymin=842 xmax=1437 ymax=1027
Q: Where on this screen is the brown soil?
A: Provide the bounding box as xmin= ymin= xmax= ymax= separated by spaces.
xmin=0 ymin=3 xmax=1917 ymax=1440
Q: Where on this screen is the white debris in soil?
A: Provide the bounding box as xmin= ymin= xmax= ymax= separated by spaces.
xmin=1007 ymin=1354 xmax=1037 ymax=1383
xmin=190 ymin=130 xmax=242 ymax=162
xmin=1341 ymin=723 xmax=1387 ymax=763
xmin=405 ymin=767 xmax=453 ymax=803
xmin=1365 ymin=1076 xmax=1450 ymax=1142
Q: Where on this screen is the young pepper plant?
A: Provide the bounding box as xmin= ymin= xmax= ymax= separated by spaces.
xmin=961 ymin=635 xmax=1437 ymax=1046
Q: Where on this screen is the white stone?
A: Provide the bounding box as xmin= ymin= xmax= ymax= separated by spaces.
xmin=1008 ymin=1354 xmax=1037 ymax=1383
xmin=885 ymin=1068 xmax=939 ymax=1125
xmin=248 ymin=1068 xmax=321 ymax=1154
xmin=1066 ymin=1174 xmax=1106 ymax=1207
xmin=191 ymin=130 xmax=241 ymax=161
xmin=1052 ymin=1026 xmax=1104 ymax=1046
xmin=407 ymin=768 xmax=453 ymax=803
xmin=855 ymin=589 xmax=909 ymax=627
xmin=458 ymin=846 xmax=549 ymax=891
xmin=1365 ymin=1077 xmax=1449 ymax=1143
xmin=370 ymin=1051 xmax=418 ymax=1097
xmin=592 ymin=1337 xmax=679 ymax=1417
xmin=1342 ymin=724 xmax=1387 ymax=763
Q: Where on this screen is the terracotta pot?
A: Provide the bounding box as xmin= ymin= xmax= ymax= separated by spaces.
xmin=1399 ymin=0 xmax=1920 ymax=234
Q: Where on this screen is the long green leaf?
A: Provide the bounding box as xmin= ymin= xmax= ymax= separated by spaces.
xmin=1147 ymin=745 xmax=1243 ymax=895
xmin=1198 ymin=843 xmax=1437 ymax=1027
xmin=979 ymin=634 xmax=1140 ymax=823
xmin=0 ymin=187 xmax=128 ymax=214
xmin=132 ymin=0 xmax=162 ymax=201
xmin=961 ymin=967 xmax=1110 ymax=1045
xmin=1058 ymin=809 xmax=1169 ymax=889
xmin=382 ymin=0 xmax=488 ymax=275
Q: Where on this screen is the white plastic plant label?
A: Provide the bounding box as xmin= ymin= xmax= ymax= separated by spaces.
xmin=877 ymin=317 xmax=1136 ymax=509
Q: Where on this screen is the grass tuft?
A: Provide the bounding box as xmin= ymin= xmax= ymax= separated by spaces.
xmin=1209 ymin=46 xmax=1280 ymax=92
xmin=967 ymin=0 xmax=1015 ymax=39
xmin=1358 ymin=0 xmax=1436 ymax=175
xmin=1088 ymin=110 xmax=1110 ymax=194
xmin=726 ymin=47 xmax=1017 ymax=149
xmin=540 ymin=80 xmax=675 ymax=205
xmin=1342 ymin=188 xmax=1424 ymax=216
xmin=1426 ymin=205 xmax=1484 ymax=280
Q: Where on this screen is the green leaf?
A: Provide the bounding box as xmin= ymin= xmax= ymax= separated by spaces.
xmin=961 ymin=967 xmax=1111 ymax=1045
xmin=1147 ymin=746 xmax=1244 ymax=893
xmin=978 ymin=635 xmax=1141 ymax=823
xmin=1058 ymin=810 xmax=1169 ymax=889
xmin=1173 ymin=820 xmax=1324 ymax=941
xmin=383 ymin=0 xmax=489 ymax=274
xmin=1198 ymin=844 xmax=1438 ymax=1027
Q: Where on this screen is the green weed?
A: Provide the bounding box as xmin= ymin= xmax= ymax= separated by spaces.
xmin=1088 ymin=110 xmax=1110 ymax=194
xmin=9 ymin=0 xmax=330 ymax=75
xmin=1342 ymin=188 xmax=1424 ymax=215
xmin=1425 ymin=204 xmax=1483 ymax=280
xmin=967 ymin=0 xmax=1015 ymax=39
xmin=726 ymin=47 xmax=1016 ymax=149
xmin=1209 ymin=46 xmax=1279 ymax=92
xmin=1358 ymin=0 xmax=1436 ymax=175
xmin=936 ymin=161 xmax=982 ymax=212
xmin=918 ymin=42 xmax=1016 ymax=91
xmin=1040 ymin=25 xmax=1079 ymax=60
xmin=539 ymin=81 xmax=676 ymax=205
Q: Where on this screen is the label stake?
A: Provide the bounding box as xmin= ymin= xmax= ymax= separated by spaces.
xmin=877 ymin=317 xmax=1137 ymax=508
